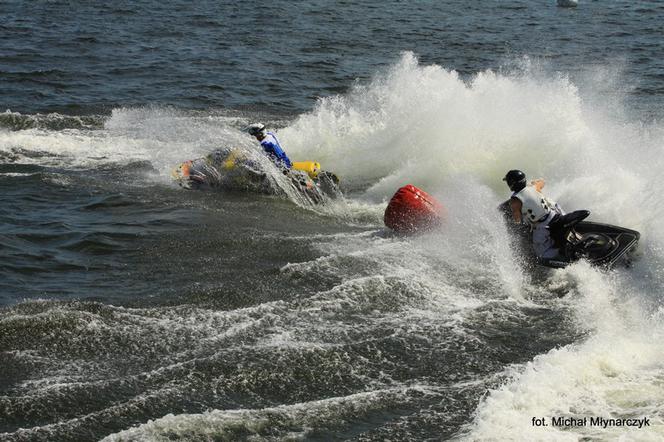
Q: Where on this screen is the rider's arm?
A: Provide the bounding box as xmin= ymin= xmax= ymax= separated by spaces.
xmin=509 ymin=197 xmax=522 ymax=223
xmin=260 ymin=140 xmax=280 ymax=161
xmin=260 ymin=139 xmax=274 ymax=154
xmin=532 ymin=179 xmax=545 ymax=192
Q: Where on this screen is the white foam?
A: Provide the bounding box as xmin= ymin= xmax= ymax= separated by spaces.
xmin=460 ymin=262 xmax=664 ymax=440
xmin=100 ymin=386 xmax=432 ymax=442
xmin=281 ymin=53 xmax=588 ymax=200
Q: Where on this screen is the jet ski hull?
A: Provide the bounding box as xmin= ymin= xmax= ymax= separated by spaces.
xmin=542 ymin=220 xmax=640 ymax=268
xmin=498 ymin=201 xmax=640 ymax=269
xmin=172 ymin=149 xmax=341 ymax=203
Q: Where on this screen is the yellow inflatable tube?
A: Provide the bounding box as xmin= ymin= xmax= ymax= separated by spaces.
xmin=292 ymin=161 xmax=321 ymax=179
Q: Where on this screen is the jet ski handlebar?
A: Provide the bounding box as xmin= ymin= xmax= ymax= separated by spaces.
xmin=550 ymin=210 xmax=590 ymax=230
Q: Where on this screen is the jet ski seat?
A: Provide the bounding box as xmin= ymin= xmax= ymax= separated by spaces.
xmin=550 ymin=210 xmax=590 ymax=230
xmin=548 ymin=210 xmax=590 ymax=254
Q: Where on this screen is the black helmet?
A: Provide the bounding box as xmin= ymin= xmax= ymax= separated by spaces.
xmin=503 ymin=170 xmax=527 ymax=192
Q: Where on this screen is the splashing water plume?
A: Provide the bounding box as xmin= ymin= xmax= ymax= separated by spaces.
xmin=3 ymin=51 xmax=664 ymax=441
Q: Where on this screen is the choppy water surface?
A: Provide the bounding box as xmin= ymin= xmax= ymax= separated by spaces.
xmin=2 ymin=1 xmax=664 ymax=440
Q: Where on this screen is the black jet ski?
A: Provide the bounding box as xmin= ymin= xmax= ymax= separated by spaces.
xmin=499 ymin=201 xmax=640 ymax=269
xmin=172 ymin=148 xmax=341 ymax=203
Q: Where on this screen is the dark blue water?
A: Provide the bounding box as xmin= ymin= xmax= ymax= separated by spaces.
xmin=3 ymin=0 xmax=664 ymax=117
xmin=2 ymin=1 xmax=664 ymax=441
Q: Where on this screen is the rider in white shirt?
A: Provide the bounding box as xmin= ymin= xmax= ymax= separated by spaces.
xmin=504 ymin=169 xmax=565 ymax=260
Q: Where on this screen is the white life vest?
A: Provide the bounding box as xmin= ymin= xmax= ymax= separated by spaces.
xmin=513 ymin=185 xmax=557 ymax=225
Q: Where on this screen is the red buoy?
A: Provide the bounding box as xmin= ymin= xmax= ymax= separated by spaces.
xmin=384 ymin=184 xmax=445 ymax=233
